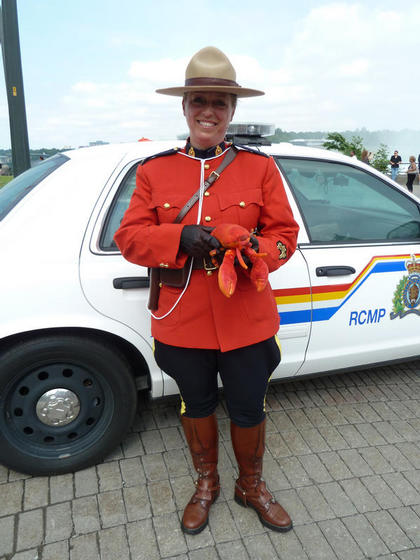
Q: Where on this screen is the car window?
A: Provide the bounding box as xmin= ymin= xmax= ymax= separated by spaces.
xmin=100 ymin=163 xmax=138 ymax=251
xmin=276 ymin=158 xmax=420 ymax=243
xmin=0 ymin=154 xmax=69 ymax=221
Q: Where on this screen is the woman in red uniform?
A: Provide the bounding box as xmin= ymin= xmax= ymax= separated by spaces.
xmin=115 ymin=46 xmax=299 ymax=535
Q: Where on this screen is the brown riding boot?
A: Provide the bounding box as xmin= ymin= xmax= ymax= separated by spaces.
xmin=231 ymin=419 xmax=293 ymax=532
xmin=181 ymin=414 xmax=220 ymax=534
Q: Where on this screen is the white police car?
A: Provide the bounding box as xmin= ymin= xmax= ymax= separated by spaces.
xmin=1 ymin=127 xmax=419 ymax=475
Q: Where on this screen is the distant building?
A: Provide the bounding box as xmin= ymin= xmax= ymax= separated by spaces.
xmin=88 ymin=140 xmax=109 ymax=146
xmin=0 ymin=155 xmax=11 ymax=165
xmin=0 ymin=155 xmax=12 ymax=175
xmin=289 ymin=138 xmax=327 ymax=149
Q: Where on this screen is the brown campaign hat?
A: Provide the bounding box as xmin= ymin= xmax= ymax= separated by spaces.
xmin=156 ymin=46 xmax=264 ymax=98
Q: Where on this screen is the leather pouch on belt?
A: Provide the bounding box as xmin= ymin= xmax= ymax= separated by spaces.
xmin=160 ymin=258 xmax=191 ymax=288
xmin=147 ymin=259 xmax=191 ymax=311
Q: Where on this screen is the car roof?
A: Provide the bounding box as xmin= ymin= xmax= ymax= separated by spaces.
xmin=61 ymin=141 xmax=180 ymax=164
xmin=62 ymin=140 xmax=354 ymax=166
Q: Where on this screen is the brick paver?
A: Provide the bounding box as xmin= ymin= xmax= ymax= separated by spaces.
xmin=0 ymin=360 xmax=419 ymax=559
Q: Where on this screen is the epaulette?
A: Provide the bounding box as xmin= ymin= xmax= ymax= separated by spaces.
xmin=233 ymin=144 xmax=270 ymax=158
xmin=141 ymin=148 xmax=180 ymax=165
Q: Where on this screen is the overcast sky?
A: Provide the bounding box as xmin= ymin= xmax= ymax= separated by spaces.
xmin=1 ymin=0 xmax=419 ymax=148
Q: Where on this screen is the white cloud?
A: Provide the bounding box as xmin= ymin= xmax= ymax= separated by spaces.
xmin=338 ymin=59 xmax=370 ymax=77
xmin=129 ymin=58 xmax=189 ymax=84
xmin=268 ymin=2 xmax=420 ymax=131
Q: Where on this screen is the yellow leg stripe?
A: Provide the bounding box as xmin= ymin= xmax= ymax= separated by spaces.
xmin=180 ymin=393 xmax=186 ymax=416
xmin=263 ymin=372 xmax=274 ymax=413
xmin=264 ymin=337 xmax=282 ymax=413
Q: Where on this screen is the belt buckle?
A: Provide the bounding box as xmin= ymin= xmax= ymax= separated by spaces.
xmin=203 ymin=256 xmax=218 ymax=271
xmin=209 ymin=170 xmax=220 ymax=181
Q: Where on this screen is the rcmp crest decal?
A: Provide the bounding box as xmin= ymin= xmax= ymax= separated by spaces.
xmin=390 ymin=255 xmax=420 ymax=319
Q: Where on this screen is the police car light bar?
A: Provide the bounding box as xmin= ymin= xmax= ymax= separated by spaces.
xmin=227 ymin=123 xmax=275 ymax=137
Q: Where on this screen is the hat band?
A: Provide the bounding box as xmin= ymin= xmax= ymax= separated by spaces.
xmin=185 ymin=77 xmax=240 ymax=87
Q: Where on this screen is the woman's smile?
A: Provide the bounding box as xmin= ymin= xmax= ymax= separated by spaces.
xmin=197 ymin=120 xmax=216 ymax=128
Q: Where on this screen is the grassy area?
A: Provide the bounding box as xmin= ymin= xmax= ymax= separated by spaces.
xmin=0 ymin=176 xmax=13 ymax=188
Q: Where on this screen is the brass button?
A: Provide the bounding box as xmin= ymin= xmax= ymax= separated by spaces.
xmin=163 ymin=202 xmax=170 ymax=209
xmin=239 ymin=201 xmax=246 ymax=208
xmin=158 ymin=282 xmax=163 ymax=288
xmin=206 ymin=270 xmax=213 ymax=276
xmin=204 ymin=216 xmax=211 ymax=222
xmin=204 ymin=191 xmax=210 ymax=197
xmin=204 ymin=164 xmax=210 ymax=170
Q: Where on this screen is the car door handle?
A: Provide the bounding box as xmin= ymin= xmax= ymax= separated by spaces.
xmin=113 ymin=276 xmax=150 ymax=289
xmin=316 ymin=266 xmax=356 ymax=277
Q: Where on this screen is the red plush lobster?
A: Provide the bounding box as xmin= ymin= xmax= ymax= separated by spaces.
xmin=210 ymin=224 xmax=269 ymax=298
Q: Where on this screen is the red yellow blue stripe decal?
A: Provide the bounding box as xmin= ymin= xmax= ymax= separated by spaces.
xmin=273 ymin=254 xmax=418 ymax=325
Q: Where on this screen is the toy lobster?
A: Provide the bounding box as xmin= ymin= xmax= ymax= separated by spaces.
xmin=210 ymin=224 xmax=269 ymax=298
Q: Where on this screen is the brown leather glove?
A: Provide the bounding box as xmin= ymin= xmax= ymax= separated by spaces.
xmin=180 ymin=225 xmax=221 ymax=258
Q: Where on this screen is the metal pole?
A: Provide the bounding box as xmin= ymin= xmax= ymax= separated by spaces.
xmin=0 ymin=0 xmax=30 ymax=176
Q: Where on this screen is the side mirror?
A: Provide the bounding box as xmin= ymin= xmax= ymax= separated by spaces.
xmin=387 ymin=220 xmax=420 ymax=239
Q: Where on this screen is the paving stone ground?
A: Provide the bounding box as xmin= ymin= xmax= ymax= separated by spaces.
xmin=0 ymin=360 xmax=419 ymax=559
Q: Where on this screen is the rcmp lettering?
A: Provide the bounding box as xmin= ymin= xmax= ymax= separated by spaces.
xmin=349 ymin=308 xmax=386 ymax=326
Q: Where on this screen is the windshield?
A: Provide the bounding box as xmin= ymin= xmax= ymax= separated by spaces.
xmin=0 ymin=154 xmax=69 ymax=221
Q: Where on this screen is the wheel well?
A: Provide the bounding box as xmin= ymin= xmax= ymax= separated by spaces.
xmin=0 ymin=327 xmax=151 ymax=389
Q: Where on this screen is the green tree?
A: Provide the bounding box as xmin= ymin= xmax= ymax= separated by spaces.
xmin=323 ymin=132 xmax=364 ymax=158
xmin=371 ymin=143 xmax=390 ymax=174
xmin=323 ymin=132 xmax=349 ymax=153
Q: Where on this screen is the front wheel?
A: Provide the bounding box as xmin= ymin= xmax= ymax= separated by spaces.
xmin=0 ymin=334 xmax=138 ymax=475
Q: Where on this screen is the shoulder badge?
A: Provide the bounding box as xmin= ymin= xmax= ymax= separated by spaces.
xmin=233 ymin=144 xmax=270 ymax=158
xmin=141 ymin=148 xmax=179 ymax=166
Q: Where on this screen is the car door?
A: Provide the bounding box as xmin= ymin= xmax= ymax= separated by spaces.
xmin=80 ymin=160 xmax=151 ymax=331
xmin=276 ymin=156 xmax=420 ymax=376
xmin=270 ymin=249 xmax=312 ymax=378
xmin=78 ymin=160 xmax=168 ymax=395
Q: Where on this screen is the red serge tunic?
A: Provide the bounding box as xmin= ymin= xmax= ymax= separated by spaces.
xmin=114 ymin=145 xmax=299 ymax=352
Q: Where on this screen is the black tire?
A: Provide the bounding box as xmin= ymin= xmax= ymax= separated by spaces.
xmin=0 ymin=334 xmax=138 ymax=475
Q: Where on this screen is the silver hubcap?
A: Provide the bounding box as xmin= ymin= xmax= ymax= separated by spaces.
xmin=36 ymin=388 xmax=81 ymax=426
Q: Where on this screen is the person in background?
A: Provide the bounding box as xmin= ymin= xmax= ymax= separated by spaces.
xmin=350 ymin=150 xmax=357 ymax=159
xmin=114 ymin=46 xmax=299 ymax=536
xmin=406 ymin=155 xmax=417 ymax=193
xmin=361 ymin=149 xmax=370 ymax=164
xmin=390 ymin=150 xmax=402 ymax=181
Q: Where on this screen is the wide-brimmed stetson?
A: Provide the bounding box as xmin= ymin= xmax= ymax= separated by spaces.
xmin=156 ymin=46 xmax=264 ymax=98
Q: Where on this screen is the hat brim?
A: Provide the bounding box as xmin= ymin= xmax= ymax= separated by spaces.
xmin=156 ymin=85 xmax=265 ymax=98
